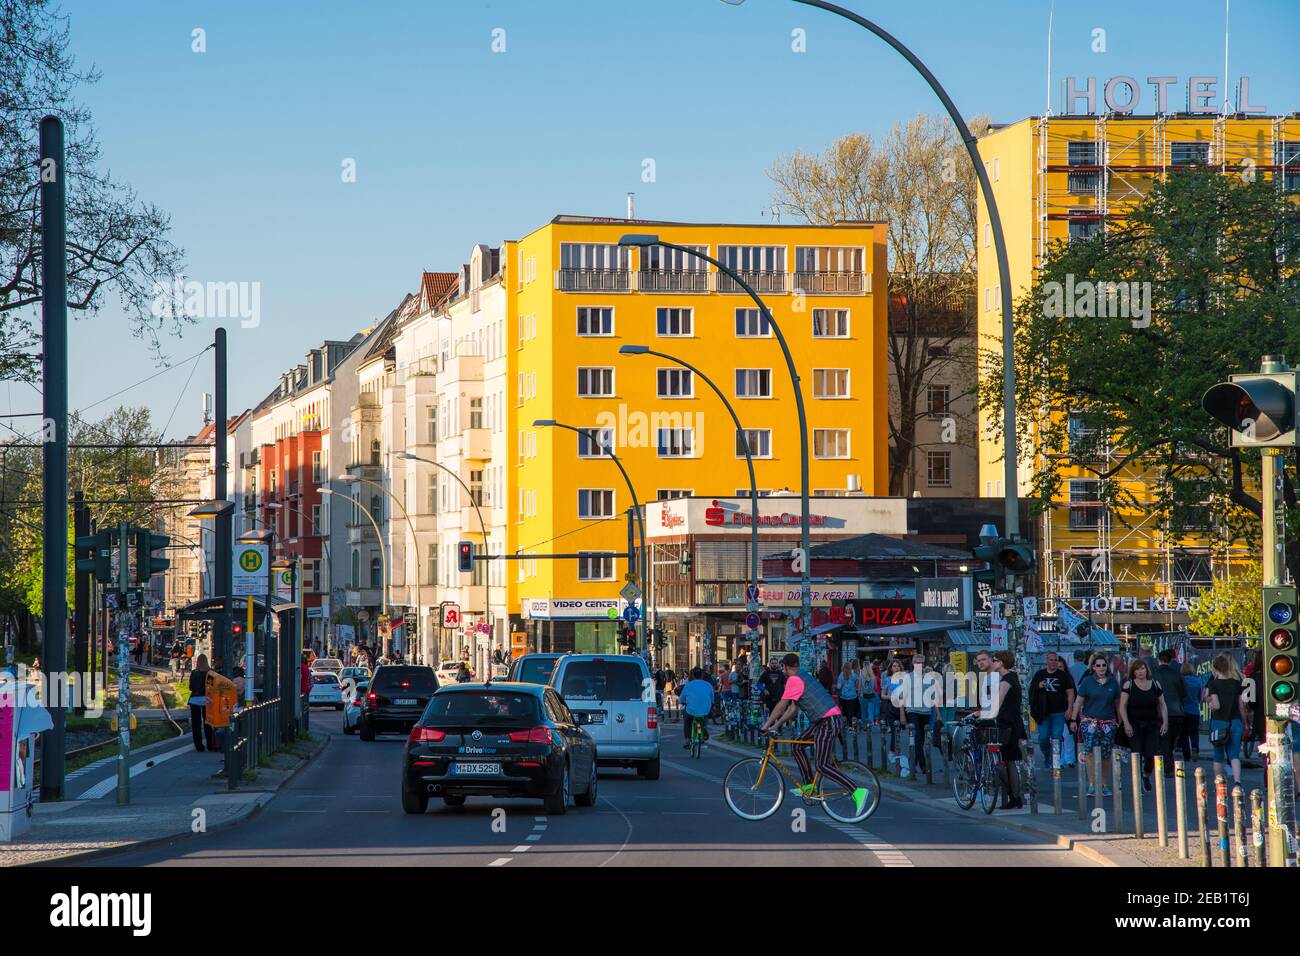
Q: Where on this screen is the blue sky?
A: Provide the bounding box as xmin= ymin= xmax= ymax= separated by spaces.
xmin=12 ymin=0 xmax=1297 ymax=439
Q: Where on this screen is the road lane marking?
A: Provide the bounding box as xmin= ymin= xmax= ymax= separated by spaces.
xmin=76 ymin=744 xmax=195 ymax=800
xmin=489 ymin=858 xmax=511 ymax=866
xmin=511 ymin=845 xmax=531 ymax=853
xmin=526 ymin=834 xmax=542 ymax=841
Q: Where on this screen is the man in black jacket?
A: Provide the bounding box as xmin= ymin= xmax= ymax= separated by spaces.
xmin=758 ymin=658 xmax=786 ymax=715
xmin=1154 ymin=649 xmax=1187 ymax=777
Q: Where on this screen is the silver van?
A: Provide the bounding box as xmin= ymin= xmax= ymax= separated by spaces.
xmin=550 ymin=654 xmax=659 ymax=779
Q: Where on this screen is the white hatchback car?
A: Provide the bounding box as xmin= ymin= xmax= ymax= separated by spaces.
xmin=307 ymin=671 xmax=344 ymax=709
xmin=436 ymin=661 xmax=474 ymax=684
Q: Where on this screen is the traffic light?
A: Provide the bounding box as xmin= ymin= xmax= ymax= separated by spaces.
xmin=1263 ymin=585 xmax=1300 ymax=715
xmin=457 ymin=540 xmax=474 ymax=573
xmin=75 ymin=529 xmax=114 ymax=584
xmin=134 ymin=529 xmax=170 ymax=583
xmin=231 ymin=621 xmax=244 ymax=639
xmin=972 ymin=532 xmax=1036 ymax=582
xmin=618 ymin=626 xmax=637 ymax=649
xmin=1202 ymin=364 xmax=1299 ymax=448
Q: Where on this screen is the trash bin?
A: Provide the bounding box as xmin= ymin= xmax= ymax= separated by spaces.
xmin=1 ymin=673 xmax=53 ymax=841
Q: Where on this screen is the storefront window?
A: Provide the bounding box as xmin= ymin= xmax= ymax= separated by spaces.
xmin=574 ymin=621 xmax=618 ymax=654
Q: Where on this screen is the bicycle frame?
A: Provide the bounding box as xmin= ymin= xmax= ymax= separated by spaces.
xmin=753 ymin=737 xmax=828 ymax=797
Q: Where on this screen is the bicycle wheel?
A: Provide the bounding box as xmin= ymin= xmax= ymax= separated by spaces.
xmin=980 ymin=761 xmax=1002 ymax=815
xmin=951 ymin=749 xmax=977 ymax=810
xmin=723 ymin=757 xmax=785 ymax=821
xmin=690 ymin=728 xmax=701 ymax=759
xmin=821 ymin=760 xmax=881 ymax=823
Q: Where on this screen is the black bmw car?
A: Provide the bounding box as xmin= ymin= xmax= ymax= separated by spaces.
xmin=401 ymin=682 xmax=597 ymax=815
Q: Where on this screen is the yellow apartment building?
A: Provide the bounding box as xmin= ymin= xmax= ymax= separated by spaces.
xmin=976 ymin=112 xmax=1300 ymax=633
xmin=504 ymin=216 xmax=888 ymax=652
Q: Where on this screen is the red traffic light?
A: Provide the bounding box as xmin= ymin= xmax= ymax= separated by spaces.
xmin=1270 ymin=628 xmax=1295 ymax=651
xmin=232 ymin=622 xmax=244 ymax=635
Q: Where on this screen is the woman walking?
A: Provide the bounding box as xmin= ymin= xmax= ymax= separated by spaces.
xmin=1206 ymin=653 xmax=1249 ymax=786
xmin=835 ymin=661 xmax=861 ymax=726
xmin=1118 ymin=659 xmax=1169 ymax=792
xmin=188 ymin=654 xmax=211 ymax=752
xmin=881 ymin=658 xmax=906 ymax=750
xmin=1069 ymin=653 xmax=1122 ymax=798
xmin=1179 ymin=661 xmax=1205 ymax=761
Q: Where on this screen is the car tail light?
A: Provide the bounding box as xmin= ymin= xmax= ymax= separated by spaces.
xmin=647 ymin=705 xmax=657 ymax=730
xmin=408 ymin=726 xmax=446 ymax=744
xmin=508 ymin=726 xmax=552 ymax=745
xmin=366 ymin=691 xmax=377 ymax=707
xmin=515 ymin=760 xmax=541 ymax=767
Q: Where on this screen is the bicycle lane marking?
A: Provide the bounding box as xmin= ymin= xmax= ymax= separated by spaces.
xmin=662 ymin=757 xmax=913 ymax=867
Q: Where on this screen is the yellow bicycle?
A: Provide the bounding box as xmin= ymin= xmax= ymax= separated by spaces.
xmin=723 ymin=733 xmax=881 ymax=822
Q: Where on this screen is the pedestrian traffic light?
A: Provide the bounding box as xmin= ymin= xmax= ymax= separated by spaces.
xmin=134 ymin=529 xmax=171 ymax=583
xmin=75 ymin=529 xmax=114 ymax=584
xmin=457 ymin=540 xmax=474 ymax=573
xmin=1202 ymin=363 xmax=1299 ymax=448
xmin=1263 ymin=585 xmax=1300 ymax=716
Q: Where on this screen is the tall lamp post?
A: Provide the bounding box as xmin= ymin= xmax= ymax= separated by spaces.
xmin=320 ymin=487 xmax=389 ymax=650
xmin=532 ymin=419 xmax=649 ymax=654
xmin=189 ymin=499 xmax=235 ymax=672
xmin=617 ymin=233 xmax=813 ymax=654
xmin=265 ymin=500 xmax=332 ymax=655
xmin=337 ymin=474 xmax=422 ymax=663
xmin=619 ymin=344 xmax=761 ymax=606
xmin=397 ymin=452 xmax=494 ymax=667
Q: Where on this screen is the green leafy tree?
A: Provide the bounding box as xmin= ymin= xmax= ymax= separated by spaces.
xmin=979 ymin=166 xmax=1300 ymax=575
xmin=1187 ymin=560 xmax=1262 ymax=637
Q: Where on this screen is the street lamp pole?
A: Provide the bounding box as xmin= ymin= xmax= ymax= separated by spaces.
xmin=320 ymin=487 xmax=389 ymax=646
xmin=397 ymin=452 xmax=494 ymax=668
xmin=619 ymin=344 xmax=761 ymax=605
xmin=618 ymin=234 xmax=812 ymax=655
xmin=533 ymin=420 xmax=649 ymax=654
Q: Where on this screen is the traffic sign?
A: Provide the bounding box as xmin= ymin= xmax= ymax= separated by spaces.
xmin=745 ymin=612 xmax=761 ymax=630
xmin=441 ymin=605 xmax=461 ymax=628
xmin=746 ymin=584 xmax=759 ymax=601
xmin=606 ymin=607 xmax=619 ymax=620
xmin=625 ymin=571 xmax=639 ymax=584
xmin=620 ymin=581 xmax=642 ymax=604
xmin=623 ymin=605 xmax=641 ymax=624
xmin=746 ymin=599 xmax=760 ymax=613
xmin=232 ymin=544 xmax=268 ymax=597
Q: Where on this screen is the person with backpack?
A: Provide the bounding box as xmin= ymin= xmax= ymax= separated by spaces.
xmin=835 ymin=661 xmax=862 ymax=725
xmin=1153 ymin=649 xmax=1187 ymax=777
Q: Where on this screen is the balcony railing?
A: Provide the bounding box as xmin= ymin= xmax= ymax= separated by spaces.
xmin=717 ymin=270 xmax=788 ymax=294
xmin=636 ymin=270 xmax=709 ymax=293
xmin=556 ymin=268 xmax=631 ymax=292
xmin=794 ymin=271 xmax=867 ymax=294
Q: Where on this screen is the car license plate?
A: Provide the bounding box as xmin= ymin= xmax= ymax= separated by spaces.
xmin=395 ymin=698 xmax=416 ymax=705
xmin=452 ymin=762 xmax=500 ymax=775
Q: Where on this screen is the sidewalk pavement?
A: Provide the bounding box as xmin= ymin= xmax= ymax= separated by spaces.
xmin=684 ymin=718 xmax=1268 ymax=869
xmin=3 ymin=729 xmax=327 ymax=867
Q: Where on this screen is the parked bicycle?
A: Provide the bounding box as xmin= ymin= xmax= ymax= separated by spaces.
xmin=723 ymin=732 xmax=881 ymax=823
xmin=950 ymin=714 xmax=1003 ymax=814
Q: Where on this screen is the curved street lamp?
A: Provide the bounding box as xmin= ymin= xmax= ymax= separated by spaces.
xmin=320 ymin=487 xmax=389 ymax=636
xmin=396 ymin=451 xmax=495 ymax=665
xmin=532 ymin=419 xmax=649 ymax=653
xmin=617 ymin=233 xmax=814 ymax=648
xmin=619 ymin=344 xmax=761 ymax=608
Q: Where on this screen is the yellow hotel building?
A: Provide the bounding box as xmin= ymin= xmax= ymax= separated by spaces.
xmin=975 ymin=112 xmax=1300 ymax=633
xmin=504 ymin=217 xmax=888 ymax=652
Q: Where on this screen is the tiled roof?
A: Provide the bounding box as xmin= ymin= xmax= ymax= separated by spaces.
xmin=421 ymin=272 xmax=459 ymax=312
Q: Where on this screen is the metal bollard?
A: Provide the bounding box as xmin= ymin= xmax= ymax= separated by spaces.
xmin=1130 ymin=751 xmax=1144 ymax=839
xmin=1215 ymin=774 xmax=1230 ymax=868
xmin=1154 ymin=755 xmax=1167 ymax=846
xmin=907 ymin=725 xmax=917 ymax=781
xmin=1052 ymin=738 xmax=1062 ymax=815
xmin=1112 ymin=752 xmax=1124 ymax=834
xmin=1232 ymin=786 xmax=1248 ymax=868
xmin=1251 ymin=789 xmax=1266 ymax=868
xmin=1174 ymin=760 xmax=1187 ymax=859
xmin=924 ymin=727 xmax=933 ymax=785
xmin=1093 ymin=746 xmax=1104 ymax=821
xmin=1077 ymin=749 xmax=1087 ymax=820
xmin=1195 ymin=767 xmax=1211 ymax=867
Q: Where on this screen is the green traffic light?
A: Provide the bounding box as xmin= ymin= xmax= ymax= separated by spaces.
xmin=1272 ymin=681 xmax=1296 ymax=703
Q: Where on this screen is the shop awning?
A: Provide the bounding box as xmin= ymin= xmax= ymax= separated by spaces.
xmin=788 ymin=621 xmax=848 ymax=645
xmin=851 ymin=621 xmax=953 ymax=640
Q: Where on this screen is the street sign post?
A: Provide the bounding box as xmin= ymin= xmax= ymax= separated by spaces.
xmin=620 ymin=581 xmax=642 ymax=604
xmin=623 ymin=605 xmax=641 ymax=624
xmin=745 ymin=611 xmax=761 ymax=631
xmin=232 ymin=544 xmax=269 ymax=597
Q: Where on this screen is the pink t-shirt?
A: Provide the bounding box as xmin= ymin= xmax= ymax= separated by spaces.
xmin=780 ymin=674 xmax=842 ymax=719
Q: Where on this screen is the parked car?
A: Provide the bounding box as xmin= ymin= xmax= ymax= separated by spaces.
xmin=307 ymin=671 xmax=344 ymax=710
xmin=311 ymin=657 xmax=343 ymax=676
xmin=436 ymin=661 xmax=474 ymax=684
xmin=359 ymin=664 xmax=439 ymax=741
xmin=401 ymin=682 xmax=597 ymax=815
xmin=342 ymin=680 xmax=368 ymax=734
xmin=509 ymin=653 xmax=563 ymax=685
xmin=549 ymin=654 xmax=659 ymax=779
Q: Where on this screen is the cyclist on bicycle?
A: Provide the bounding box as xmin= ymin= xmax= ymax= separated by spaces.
xmin=760 ymin=653 xmax=869 ymax=816
xmin=680 ymin=666 xmax=715 ymax=749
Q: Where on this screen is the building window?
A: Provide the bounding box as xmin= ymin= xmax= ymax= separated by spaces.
xmin=577 ymin=367 xmax=615 ymax=397
xmin=351 ymin=550 xmax=360 ymax=589
xmin=1068 ymin=217 xmax=1099 ymax=243
xmin=734 ymin=308 xmax=771 ymax=337
xmin=577 ymin=488 xmax=616 ymax=519
xmin=577 ymin=552 xmax=616 ymax=581
xmin=311 ymin=451 xmax=322 ymax=483
xmin=470 ymin=469 xmax=484 ymax=506
xmin=576 ymin=306 xmax=614 ymax=336
xmin=717 ymin=245 xmax=787 ymax=292
xmin=735 ymin=368 xmax=772 ymax=399
xmin=426 ymin=405 xmax=437 ymax=444
xmin=735 ymin=429 xmax=772 ymax=458
xmin=370 ymin=439 xmax=381 ymax=465
xmin=656 ymin=307 xmax=693 ymax=337
xmin=428 ymin=544 xmax=438 ymax=586
xmin=557 ymin=244 xmax=630 ymax=291
xmin=656 ymin=428 xmax=695 ymax=458
xmin=311 ymin=504 xmax=321 ymax=535
xmin=369 ymin=555 xmax=382 ymax=589
xmin=1276 ymin=141 xmax=1300 ymax=192
xmin=927 ymin=383 xmax=951 ymax=416
xmin=1170 ymin=141 xmax=1211 ymax=166
xmin=812 ymin=308 xmax=849 ymax=338
xmin=656 ymin=368 xmax=694 ymax=398
xmin=1068 ymin=478 xmax=1105 ymax=529
xmin=469 ymin=397 xmax=483 ymax=430
xmin=927 ymin=451 xmax=952 ymax=487
xmin=813 ymin=428 xmax=850 ymax=459
xmin=813 ymin=368 xmax=850 ymax=399
xmin=1068 ymin=561 xmax=1101 ymax=599
xmin=736 ymin=489 xmax=773 ymax=497
xmin=657 ymin=489 xmax=692 ymax=500
xmin=577 ymin=426 xmax=614 ymax=458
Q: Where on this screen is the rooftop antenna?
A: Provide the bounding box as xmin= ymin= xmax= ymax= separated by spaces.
xmin=1222 ymin=0 xmax=1231 ymax=114
xmin=1045 ymin=0 xmax=1055 ymax=117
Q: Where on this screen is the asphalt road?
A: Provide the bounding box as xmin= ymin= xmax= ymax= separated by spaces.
xmin=83 ymin=710 xmax=1096 ymax=867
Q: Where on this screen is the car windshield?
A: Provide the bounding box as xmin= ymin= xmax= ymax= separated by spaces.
xmin=373 ymin=667 xmax=437 ymax=693
xmin=559 ymin=660 xmax=645 ymax=701
xmin=425 ymin=692 xmax=541 ymax=724
xmin=313 ymin=673 xmax=338 ymax=685
xmin=517 ymin=657 xmax=558 ymax=684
